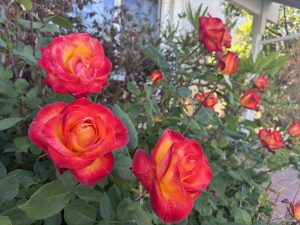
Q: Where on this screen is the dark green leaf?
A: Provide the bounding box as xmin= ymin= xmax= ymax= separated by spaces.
xmin=143 ymin=44 xmax=170 ymax=72
xmin=0 ymin=176 xmax=19 ymax=203
xmin=99 ymin=192 xmax=114 ymax=220
xmin=0 ymin=216 xmax=12 ymax=225
xmin=64 ymin=202 xmax=96 ymax=225
xmin=19 ymin=180 xmax=71 ymax=220
xmin=113 ymin=154 xmax=135 ymax=181
xmin=14 ymin=79 xmax=29 ymax=93
xmin=112 ymin=104 xmax=138 ymax=149
xmin=16 ymin=0 xmax=32 ymax=10
xmin=44 ymin=16 xmax=72 ymax=30
xmin=133 ymin=205 xmax=152 ymax=225
xmin=234 ymin=208 xmax=252 ymax=225
xmin=0 ymin=117 xmax=23 ymax=131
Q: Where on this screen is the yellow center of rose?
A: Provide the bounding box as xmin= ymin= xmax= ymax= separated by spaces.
xmin=75 ymin=123 xmax=96 ymax=147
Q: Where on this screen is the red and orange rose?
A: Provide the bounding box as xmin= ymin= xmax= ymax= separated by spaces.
xmin=151 ymin=70 xmax=164 ymax=84
xmin=282 ymin=199 xmax=300 ymax=223
xmin=254 ymin=74 xmax=269 ymax=93
xmin=287 ymin=122 xmax=300 ymax=137
xmin=131 ymin=129 xmax=212 ymax=223
xmin=29 ymin=98 xmax=128 ymax=186
xmin=194 ymin=92 xmax=218 ymax=110
xmin=198 ymin=16 xmax=231 ymax=52
xmin=240 ymin=89 xmax=261 ymax=111
xmin=39 ymin=33 xmax=112 ymax=98
xmin=216 ymin=51 xmax=238 ymax=76
xmin=258 ymin=128 xmax=284 ymax=151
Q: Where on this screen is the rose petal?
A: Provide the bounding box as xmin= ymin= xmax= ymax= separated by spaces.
xmin=150 ymin=180 xmax=193 ymax=223
xmin=131 ymin=149 xmax=156 ymax=191
xmin=151 ymin=129 xmax=185 ymax=164
xmin=28 ymin=102 xmax=67 ymax=149
xmin=71 ymin=152 xmax=114 ymax=186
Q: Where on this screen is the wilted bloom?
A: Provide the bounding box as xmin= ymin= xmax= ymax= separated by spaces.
xmin=240 ymin=89 xmax=261 ymax=111
xmin=198 ymin=16 xmax=231 ymax=52
xmin=287 ymin=122 xmax=300 ymax=137
xmin=28 ymin=98 xmax=128 ymax=186
xmin=254 ymin=74 xmax=269 ymax=93
xmin=282 ymin=199 xmax=300 ymax=223
xmin=39 ymin=33 xmax=112 ymax=98
xmin=216 ymin=51 xmax=238 ymax=75
xmin=151 ymin=70 xmax=164 ymax=84
xmin=131 ymin=129 xmax=212 ymax=223
xmin=194 ymin=92 xmax=218 ymax=110
xmin=258 ymin=128 xmax=284 ymax=151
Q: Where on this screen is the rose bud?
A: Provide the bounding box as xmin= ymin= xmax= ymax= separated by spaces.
xmin=198 ymin=15 xmax=231 ymax=52
xmin=254 ymin=74 xmax=269 ymax=93
xmin=151 ymin=70 xmax=164 ymax=84
xmin=131 ymin=129 xmax=213 ymax=223
xmin=287 ymin=122 xmax=300 ymax=137
xmin=293 ymin=203 xmax=300 ymax=223
xmin=216 ymin=51 xmax=238 ymax=76
xmin=28 ymin=98 xmax=128 ymax=186
xmin=239 ymin=89 xmax=261 ymax=111
xmin=282 ymin=199 xmax=300 ymax=223
xmin=194 ymin=92 xmax=218 ymax=110
xmin=38 ymin=33 xmax=112 ymax=98
xmin=258 ymin=128 xmax=284 ymax=151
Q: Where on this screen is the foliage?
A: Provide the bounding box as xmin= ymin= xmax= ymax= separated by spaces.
xmin=0 ymin=1 xmax=299 ymax=225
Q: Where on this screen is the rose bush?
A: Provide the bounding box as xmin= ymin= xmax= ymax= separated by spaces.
xmin=0 ymin=2 xmax=300 ymax=225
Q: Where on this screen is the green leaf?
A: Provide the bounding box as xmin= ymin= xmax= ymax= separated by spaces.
xmin=2 ymin=207 xmax=33 ymax=225
xmin=117 ymin=198 xmax=136 ymax=221
xmin=194 ymin=108 xmax=220 ymax=125
xmin=14 ymin=78 xmax=29 ymax=93
xmin=16 ymin=19 xmax=42 ymax=29
xmin=44 ymin=213 xmax=62 ymax=225
xmin=234 ymin=208 xmax=252 ymax=225
xmin=14 ymin=136 xmax=31 ymax=152
xmin=0 ymin=216 xmax=12 ymax=225
xmin=133 ymin=205 xmax=152 ymax=225
xmin=16 ymin=0 xmax=32 ymax=11
xmin=0 ymin=117 xmax=23 ymax=131
xmin=127 ymin=81 xmax=140 ymax=95
xmin=113 ymin=154 xmax=135 ymax=181
xmin=0 ymin=37 xmax=7 ymax=48
xmin=19 ymin=180 xmax=71 ymax=220
xmin=75 ymin=185 xmax=102 ymax=202
xmin=143 ymin=44 xmax=170 ymax=72
xmin=44 ymin=16 xmax=72 ymax=30
xmin=13 ymin=46 xmax=37 ymax=65
xmin=64 ymin=202 xmax=96 ymax=225
xmin=0 ymin=161 xmax=7 ymax=179
xmin=0 ymin=176 xmax=19 ymax=203
xmin=99 ymin=192 xmax=114 ymax=220
xmin=112 ymin=104 xmax=138 ymax=149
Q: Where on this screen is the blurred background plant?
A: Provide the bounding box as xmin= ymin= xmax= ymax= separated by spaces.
xmin=0 ymin=0 xmax=299 ymax=225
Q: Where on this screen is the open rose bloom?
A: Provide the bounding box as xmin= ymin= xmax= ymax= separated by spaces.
xmin=198 ymin=16 xmax=231 ymax=52
xmin=39 ymin=33 xmax=112 ymax=98
xmin=258 ymin=128 xmax=284 ymax=151
xmin=131 ymin=129 xmax=213 ymax=223
xmin=29 ymin=98 xmax=128 ymax=186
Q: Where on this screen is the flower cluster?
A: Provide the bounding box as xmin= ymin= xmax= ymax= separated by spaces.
xmin=29 ymin=32 xmax=213 ymax=223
